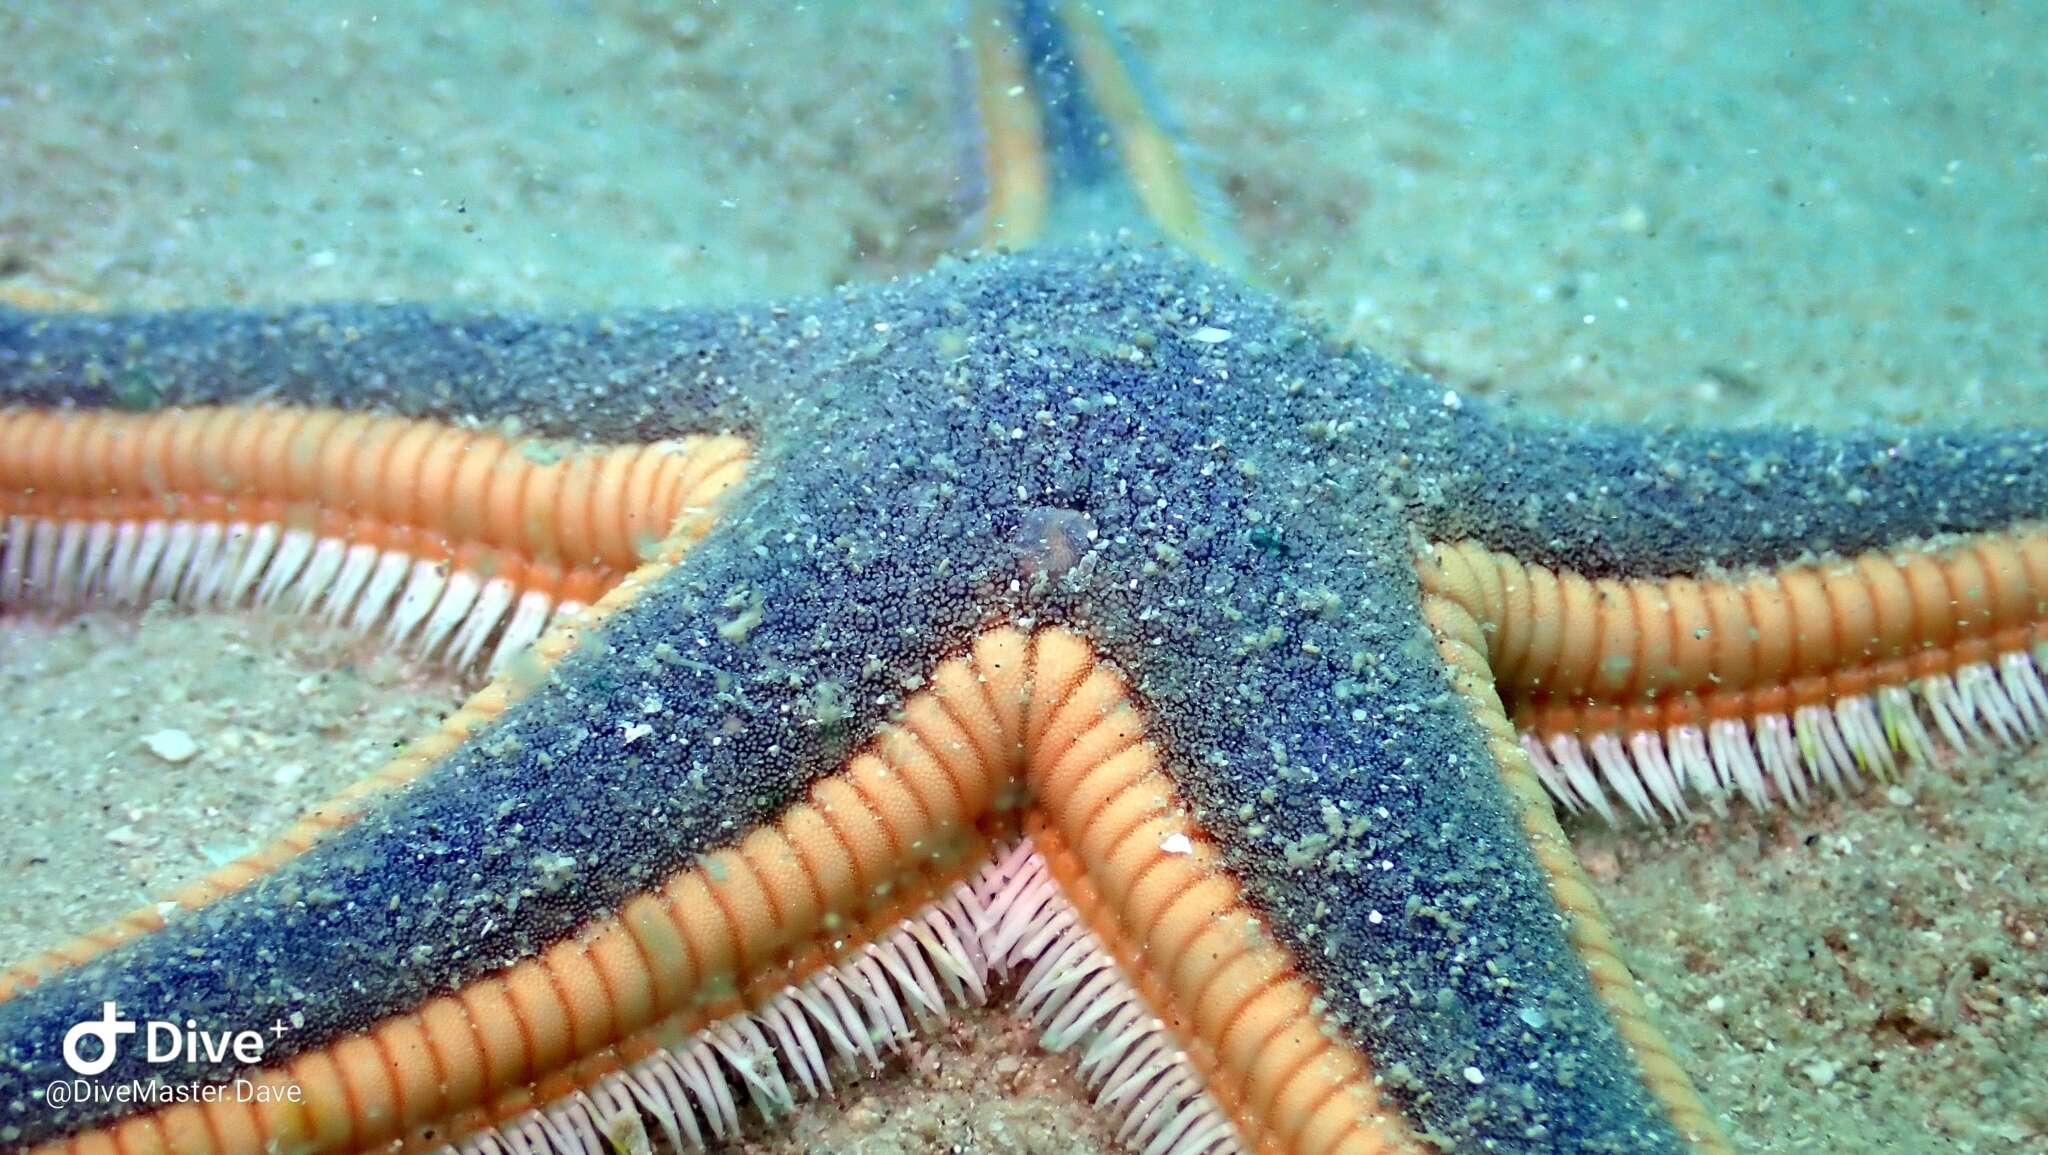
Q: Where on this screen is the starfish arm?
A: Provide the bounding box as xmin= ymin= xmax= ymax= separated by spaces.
xmin=1059 ymin=542 xmax=1709 ymax=1153
xmin=0 ymin=302 xmax=783 ymax=441
xmin=956 ymin=0 xmax=1240 ymax=267
xmin=0 ymin=440 xmax=1010 ymax=1150
xmin=1418 ymin=584 xmax=1732 ymax=1151
xmin=1418 ymin=528 xmax=2048 ymax=824
xmin=0 ymin=458 xmax=750 ymax=997
xmin=1397 ymin=403 xmax=2048 ymax=823
xmin=1409 ymin=407 xmax=2048 ymax=577
xmin=0 ymin=304 xmax=790 ymax=988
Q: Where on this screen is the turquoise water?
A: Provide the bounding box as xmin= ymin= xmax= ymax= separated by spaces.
xmin=4 ymin=3 xmax=2041 ymax=427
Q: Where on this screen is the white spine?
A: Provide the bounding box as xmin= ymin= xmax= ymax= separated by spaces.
xmin=1526 ymin=641 xmax=2048 ymax=824
xmin=450 ymin=840 xmax=1245 ymax=1155
xmin=0 ymin=515 xmax=577 ymax=678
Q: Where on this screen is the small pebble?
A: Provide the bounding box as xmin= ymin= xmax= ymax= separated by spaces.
xmin=1885 ymin=785 xmax=1915 ymax=807
xmin=1190 ymin=326 xmax=1232 ymax=343
xmin=142 ymin=728 xmax=199 ymax=763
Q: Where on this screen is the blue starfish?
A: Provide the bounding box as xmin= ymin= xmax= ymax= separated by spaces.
xmin=1 ymin=5 xmax=2042 ymax=1155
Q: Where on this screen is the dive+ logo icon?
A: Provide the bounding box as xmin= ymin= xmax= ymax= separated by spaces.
xmin=61 ymin=1002 xmax=134 ymax=1076
xmin=58 ymin=1001 xmax=274 ymax=1075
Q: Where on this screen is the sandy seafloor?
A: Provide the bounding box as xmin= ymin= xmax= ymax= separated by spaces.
xmin=2 ymin=1 xmax=2044 ymax=1152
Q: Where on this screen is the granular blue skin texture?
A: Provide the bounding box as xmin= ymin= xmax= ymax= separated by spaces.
xmin=1 ymin=246 xmax=2044 ymax=1152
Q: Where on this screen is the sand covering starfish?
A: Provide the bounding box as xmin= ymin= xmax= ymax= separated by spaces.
xmin=1 ymin=4 xmax=2043 ymax=1154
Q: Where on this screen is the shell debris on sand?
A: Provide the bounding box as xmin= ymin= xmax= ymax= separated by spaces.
xmin=141 ymin=729 xmax=200 ymax=764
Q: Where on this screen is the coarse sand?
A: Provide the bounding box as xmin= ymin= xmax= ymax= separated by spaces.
xmin=3 ymin=2 xmax=2043 ymax=1151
